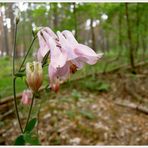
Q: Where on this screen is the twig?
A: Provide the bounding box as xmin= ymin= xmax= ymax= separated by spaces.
xmin=115 ymin=99 xmax=148 ymax=115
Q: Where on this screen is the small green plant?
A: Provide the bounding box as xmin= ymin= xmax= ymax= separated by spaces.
xmin=80 ymin=78 xmax=110 ymax=92
xmin=66 ymin=110 xmax=76 ymax=119
xmin=15 ymin=118 xmax=40 ymax=145
xmin=71 ymin=89 xmax=81 ymax=101
xmin=79 ymin=110 xmax=96 ymax=120
xmin=98 ymin=82 xmax=110 ymax=92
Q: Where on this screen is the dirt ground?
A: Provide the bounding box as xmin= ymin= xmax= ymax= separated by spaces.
xmin=1 ymin=65 xmax=148 ymax=145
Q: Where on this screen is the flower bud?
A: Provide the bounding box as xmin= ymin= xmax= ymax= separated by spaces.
xmin=51 ymin=83 xmax=60 ymax=93
xmin=21 ymin=89 xmax=32 ymax=105
xmin=14 ymin=7 xmax=20 ymax=24
xmin=26 ymin=61 xmax=43 ymax=92
xmin=32 ymin=27 xmax=43 ymax=38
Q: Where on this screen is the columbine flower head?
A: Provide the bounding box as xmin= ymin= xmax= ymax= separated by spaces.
xmin=36 ymin=27 xmax=103 ymax=92
xmin=26 ymin=61 xmax=43 ymax=92
xmin=21 ymin=89 xmax=32 ymax=105
xmin=36 ymin=28 xmax=67 ymax=92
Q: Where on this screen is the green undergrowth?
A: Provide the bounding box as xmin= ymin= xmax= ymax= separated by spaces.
xmin=0 ymin=51 xmax=147 ymax=99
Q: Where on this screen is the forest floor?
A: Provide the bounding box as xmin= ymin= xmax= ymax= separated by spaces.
xmin=1 ymin=63 xmax=148 ymax=145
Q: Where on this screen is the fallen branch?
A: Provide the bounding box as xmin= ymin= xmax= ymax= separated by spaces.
xmin=115 ymin=99 xmax=148 ymax=115
xmin=125 ymin=82 xmax=143 ymax=102
xmin=0 ymin=109 xmax=14 ymax=120
xmin=0 ymin=92 xmax=22 ymax=105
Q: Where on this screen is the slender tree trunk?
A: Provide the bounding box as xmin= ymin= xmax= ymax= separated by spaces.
xmin=142 ymin=23 xmax=147 ymax=61
xmin=90 ymin=18 xmax=96 ymax=51
xmin=3 ymin=24 xmax=9 ymax=55
xmin=0 ymin=13 xmax=3 ymax=56
xmin=22 ymin=22 xmax=27 ymax=57
xmin=105 ymin=31 xmax=109 ymax=51
xmin=118 ymin=5 xmax=122 ymax=49
xmin=48 ymin=3 xmax=53 ymax=29
xmin=53 ymin=3 xmax=58 ymax=31
xmin=136 ymin=3 xmax=140 ymax=54
xmin=8 ymin=3 xmax=15 ymax=56
xmin=117 ymin=5 xmax=122 ymax=58
xmin=73 ymin=2 xmax=78 ymax=39
xmin=125 ymin=3 xmax=135 ymax=72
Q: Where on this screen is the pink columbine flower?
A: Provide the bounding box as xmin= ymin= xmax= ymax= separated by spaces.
xmin=36 ymin=27 xmax=103 ymax=92
xmin=21 ymin=90 xmax=33 ymax=105
xmin=57 ymin=30 xmax=103 ymax=70
xmin=36 ymin=28 xmax=67 ymax=92
xmin=26 ymin=61 xmax=43 ymax=92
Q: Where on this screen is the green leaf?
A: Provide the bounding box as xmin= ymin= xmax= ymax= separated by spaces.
xmin=29 ymin=136 xmax=40 ymax=145
xmin=24 ymin=118 xmax=37 ymax=133
xmin=24 ymin=133 xmax=32 ymax=142
xmin=14 ymin=135 xmax=25 ymax=145
xmin=98 ymin=82 xmax=110 ymax=92
xmin=71 ymin=89 xmax=81 ymax=101
xmin=24 ymin=133 xmax=40 ymax=145
xmin=80 ymin=110 xmax=95 ymax=120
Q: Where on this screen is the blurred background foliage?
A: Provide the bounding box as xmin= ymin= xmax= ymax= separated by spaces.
xmin=0 ymin=3 xmax=148 ymax=145
xmin=0 ymin=2 xmax=148 ymax=98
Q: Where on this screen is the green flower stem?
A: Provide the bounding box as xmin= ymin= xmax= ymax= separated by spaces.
xmin=18 ymin=36 xmax=37 ymax=72
xmin=24 ymin=94 xmax=35 ymax=133
xmin=12 ymin=22 xmax=23 ymax=133
xmin=13 ymin=77 xmax=23 ymax=133
xmin=37 ymin=103 xmax=41 ymax=137
xmin=12 ymin=21 xmax=37 ymax=134
xmin=13 ymin=23 xmax=18 ymax=75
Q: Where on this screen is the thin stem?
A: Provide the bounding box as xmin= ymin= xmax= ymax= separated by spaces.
xmin=13 ymin=77 xmax=23 ymax=133
xmin=24 ymin=94 xmax=35 ymax=133
xmin=18 ymin=36 xmax=37 ymax=72
xmin=37 ymin=103 xmax=41 ymax=137
xmin=12 ymin=22 xmax=23 ymax=133
xmin=13 ymin=23 xmax=18 ymax=75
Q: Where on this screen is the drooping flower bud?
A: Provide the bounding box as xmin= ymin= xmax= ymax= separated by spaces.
xmin=14 ymin=7 xmax=21 ymax=24
xmin=51 ymin=83 xmax=60 ymax=93
xmin=21 ymin=89 xmax=32 ymax=105
xmin=32 ymin=26 xmax=43 ymax=38
xmin=26 ymin=61 xmax=43 ymax=92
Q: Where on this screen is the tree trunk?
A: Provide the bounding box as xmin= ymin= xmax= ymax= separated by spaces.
xmin=142 ymin=36 xmax=146 ymax=61
xmin=125 ymin=3 xmax=135 ymax=72
xmin=118 ymin=4 xmax=122 ymax=49
xmin=90 ymin=18 xmax=96 ymax=51
xmin=53 ymin=3 xmax=58 ymax=31
xmin=73 ymin=3 xmax=78 ymax=39
xmin=135 ymin=3 xmax=140 ymax=54
xmin=3 ymin=24 xmax=9 ymax=56
xmin=22 ymin=22 xmax=27 ymax=57
xmin=117 ymin=4 xmax=123 ymax=58
xmin=8 ymin=3 xmax=15 ymax=56
xmin=0 ymin=12 xmax=3 ymax=56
